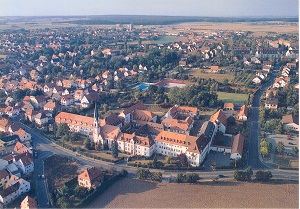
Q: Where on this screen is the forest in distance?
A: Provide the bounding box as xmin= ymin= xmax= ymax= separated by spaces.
xmin=1 ymin=15 xmax=298 ymax=25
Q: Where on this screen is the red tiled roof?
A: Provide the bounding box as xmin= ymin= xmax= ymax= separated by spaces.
xmin=210 ymin=109 xmax=228 ymax=126
xmin=231 ymin=134 xmax=245 ymax=156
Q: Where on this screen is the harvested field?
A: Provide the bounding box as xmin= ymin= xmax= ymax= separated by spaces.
xmin=165 ymin=22 xmax=299 ymax=36
xmin=87 ymin=177 xmax=298 ymax=208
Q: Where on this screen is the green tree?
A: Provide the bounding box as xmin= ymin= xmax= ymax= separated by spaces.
xmin=56 ymin=123 xmax=69 ymax=138
xmin=164 ymin=155 xmax=173 ymax=164
xmin=292 ymin=146 xmax=299 ymax=155
xmin=177 ymin=153 xmax=188 ymax=167
xmin=276 ymin=141 xmax=285 ymax=154
xmin=136 ymin=168 xmax=151 ymax=180
xmin=57 ymin=196 xmax=70 ymax=208
xmin=111 ymin=140 xmax=119 ymax=158
xmin=223 ymin=78 xmax=229 ymax=85
xmin=83 ymin=138 xmax=92 ymax=150
xmin=103 ymin=104 xmax=109 ymax=112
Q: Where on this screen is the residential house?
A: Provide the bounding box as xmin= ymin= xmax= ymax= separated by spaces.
xmin=20 ymin=195 xmax=37 ymax=209
xmin=209 ymin=109 xmax=228 ymax=133
xmin=13 ymin=142 xmax=32 ymax=155
xmin=5 ymin=163 xmax=21 ymax=178
xmin=0 ymin=169 xmax=9 ymax=188
xmin=62 ymin=79 xmax=75 ymax=88
xmin=282 ymin=114 xmax=299 ymax=132
xmin=230 ymin=134 xmax=245 ymax=160
xmin=60 ymin=94 xmax=74 ymax=106
xmin=14 ymin=129 xmax=31 ymax=142
xmin=44 ymin=100 xmax=59 ymax=112
xmin=0 ymin=135 xmax=19 ymax=148
xmin=266 ymin=90 xmax=277 ymax=98
xmin=0 ymin=183 xmax=19 ymax=205
xmin=4 ymin=106 xmax=20 ymax=117
xmin=52 ymin=86 xmax=64 ymax=95
xmin=0 ymin=117 xmax=12 ymax=132
xmin=237 ymin=105 xmax=249 ymax=121
xmin=74 ymin=89 xmax=84 ymax=101
xmin=273 ymin=77 xmax=290 ymax=88
xmin=0 ymin=159 xmax=8 ymax=171
xmin=5 ymin=176 xmax=31 ymax=196
xmin=252 ymin=77 xmax=262 ymax=85
xmin=81 ymin=92 xmax=100 ymax=108
xmin=30 ymin=96 xmax=46 ymax=109
xmin=34 ymin=112 xmax=48 ymax=126
xmin=78 ymin=167 xmax=104 ymax=189
xmin=223 ymin=103 xmax=234 ymax=111
xmin=265 ymin=98 xmax=278 ymax=110
xmin=24 ymin=109 xmax=38 ymax=122
xmin=13 ymin=153 xmax=34 ymax=175
xmin=43 ymin=83 xmax=56 ymax=93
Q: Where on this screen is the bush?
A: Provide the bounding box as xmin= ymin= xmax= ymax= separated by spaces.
xmin=255 ymin=170 xmax=272 ymax=182
xmin=234 ymin=168 xmax=252 ymax=181
xmin=176 ymin=173 xmax=200 ymax=183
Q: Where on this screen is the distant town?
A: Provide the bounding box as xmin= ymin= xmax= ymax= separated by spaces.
xmin=0 ymin=16 xmax=297 ymax=208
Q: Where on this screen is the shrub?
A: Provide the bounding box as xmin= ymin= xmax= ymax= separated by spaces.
xmin=255 ymin=170 xmax=272 ymax=182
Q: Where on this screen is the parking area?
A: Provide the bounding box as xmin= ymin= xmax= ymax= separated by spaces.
xmin=203 ymin=151 xmax=232 ymax=171
xmin=266 ymin=134 xmax=299 ymax=154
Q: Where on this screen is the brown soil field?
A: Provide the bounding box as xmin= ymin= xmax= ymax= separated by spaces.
xmin=87 ymin=177 xmax=298 ymax=208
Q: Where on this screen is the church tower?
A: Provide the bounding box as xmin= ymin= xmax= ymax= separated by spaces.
xmin=93 ymin=103 xmax=100 ymax=143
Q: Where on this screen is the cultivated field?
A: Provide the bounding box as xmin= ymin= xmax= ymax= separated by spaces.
xmin=87 ymin=177 xmax=298 ymax=208
xmin=166 ymin=22 xmax=299 ymax=36
xmin=186 ymin=68 xmax=234 ymax=82
xmin=217 ymin=91 xmax=247 ymax=105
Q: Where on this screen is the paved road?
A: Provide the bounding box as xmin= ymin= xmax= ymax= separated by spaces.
xmin=247 ymin=67 xmax=278 ymax=169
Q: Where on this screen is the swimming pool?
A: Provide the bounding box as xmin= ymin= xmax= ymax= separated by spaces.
xmin=136 ymin=83 xmax=149 ymax=90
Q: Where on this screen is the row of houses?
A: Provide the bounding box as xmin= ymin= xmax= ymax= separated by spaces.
xmin=0 ymin=141 xmax=34 ymax=206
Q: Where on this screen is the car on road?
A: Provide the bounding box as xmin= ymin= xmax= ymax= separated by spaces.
xmin=33 ymin=150 xmax=38 ymax=158
xmin=41 ymin=175 xmax=45 ymax=179
xmin=218 ymin=174 xmax=225 ymax=178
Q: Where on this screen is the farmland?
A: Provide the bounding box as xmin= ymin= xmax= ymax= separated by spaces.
xmin=217 ymin=92 xmax=248 ymax=105
xmin=87 ymin=177 xmax=298 ymax=208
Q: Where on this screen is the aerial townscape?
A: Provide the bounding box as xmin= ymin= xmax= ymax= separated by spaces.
xmin=0 ymin=0 xmax=298 ymax=208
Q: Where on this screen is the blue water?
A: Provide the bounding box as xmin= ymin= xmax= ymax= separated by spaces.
xmin=137 ymin=83 xmax=149 ymax=90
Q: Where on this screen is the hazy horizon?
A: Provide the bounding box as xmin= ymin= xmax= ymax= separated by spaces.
xmin=0 ymin=0 xmax=298 ymax=17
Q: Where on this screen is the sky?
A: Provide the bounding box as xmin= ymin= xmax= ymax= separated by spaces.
xmin=0 ymin=0 xmax=298 ymax=17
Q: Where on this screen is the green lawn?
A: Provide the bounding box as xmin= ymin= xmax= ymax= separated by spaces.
xmin=151 ymin=36 xmax=178 ymax=44
xmin=185 ymin=69 xmax=234 ymax=82
xmin=217 ymin=92 xmax=247 ymax=105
